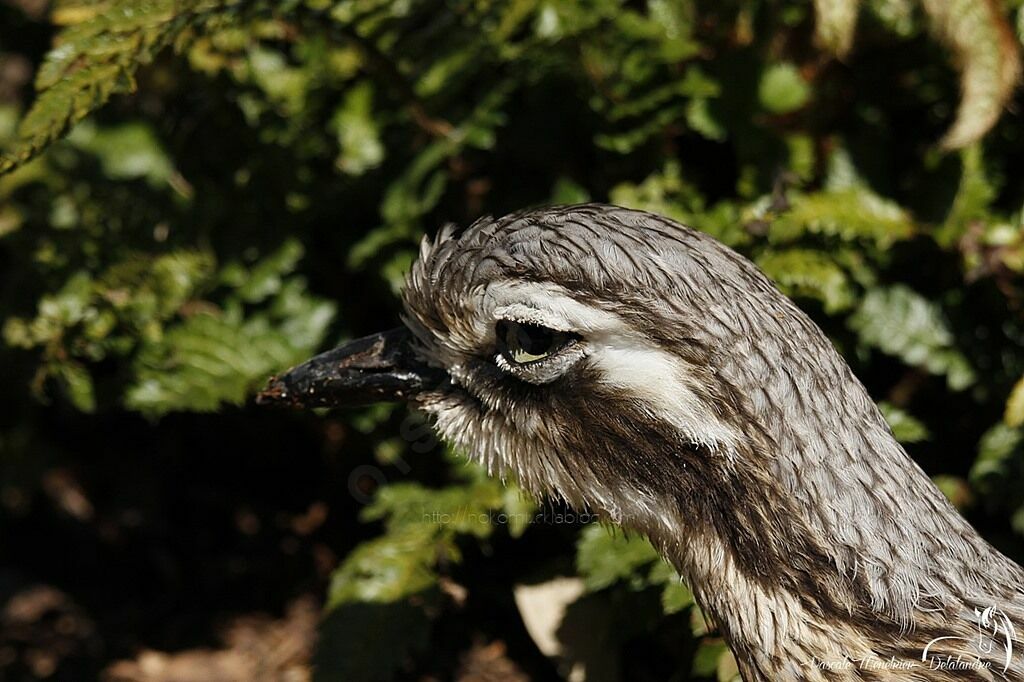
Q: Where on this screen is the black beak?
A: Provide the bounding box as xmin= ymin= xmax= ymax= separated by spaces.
xmin=257 ymin=327 xmax=442 ymax=408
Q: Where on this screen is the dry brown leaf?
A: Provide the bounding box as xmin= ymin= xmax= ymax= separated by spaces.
xmin=921 ymin=0 xmax=1022 ymax=149
xmin=811 ymin=0 xmax=1020 ymax=147
xmin=813 ymin=0 xmax=861 ymax=57
xmin=103 ymin=597 xmax=317 ymax=682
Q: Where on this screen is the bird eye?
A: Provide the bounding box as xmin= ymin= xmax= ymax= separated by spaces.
xmin=495 ymin=320 xmax=577 ymax=366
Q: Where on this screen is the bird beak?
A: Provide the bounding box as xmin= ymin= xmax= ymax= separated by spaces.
xmin=257 ymin=327 xmax=442 ymax=408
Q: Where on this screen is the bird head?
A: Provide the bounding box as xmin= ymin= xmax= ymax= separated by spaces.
xmin=260 ymin=204 xmax=868 ymax=534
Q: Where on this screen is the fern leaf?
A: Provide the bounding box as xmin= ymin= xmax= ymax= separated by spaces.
xmin=849 ymin=285 xmax=975 ymax=389
xmin=576 ymin=524 xmax=661 ymax=592
xmin=327 ymin=525 xmax=447 ymax=607
xmin=771 ymin=188 xmax=915 ymax=249
xmin=328 ymin=467 xmax=530 ymax=608
xmin=971 ymin=423 xmax=1022 ymax=488
xmin=0 ymin=0 xmax=237 ymax=175
xmin=756 ymin=248 xmax=855 ymax=313
xmin=878 ymin=401 xmax=930 ymax=443
xmin=125 ymin=284 xmax=334 ymax=416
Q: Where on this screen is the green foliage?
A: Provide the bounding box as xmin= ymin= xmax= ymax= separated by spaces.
xmin=972 ymin=423 xmax=1023 ymax=486
xmin=2 ymin=0 xmax=1024 ymax=679
xmin=575 ymin=524 xmax=695 ymax=619
xmin=327 ymin=464 xmax=535 ymax=606
xmin=576 ymin=524 xmax=662 ymax=591
xmin=1005 ymin=375 xmax=1024 ymax=427
xmin=756 ymin=248 xmax=855 ymax=313
xmin=126 ymin=281 xmax=334 ymax=415
xmin=68 ymin=121 xmax=178 ymax=185
xmin=769 ymin=189 xmax=916 ymax=249
xmin=318 ymin=456 xmax=538 ymax=677
xmin=878 ymin=401 xmax=931 ymax=443
xmin=3 ymin=239 xmax=333 ymax=415
xmin=758 ymin=63 xmax=810 ymax=114
xmin=331 ymin=81 xmax=385 ymax=175
xmin=0 ymin=0 xmax=244 ymax=173
xmin=848 ymin=285 xmax=976 ymax=390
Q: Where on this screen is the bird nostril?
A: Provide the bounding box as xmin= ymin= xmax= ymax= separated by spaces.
xmin=256 ymin=376 xmax=290 ymax=405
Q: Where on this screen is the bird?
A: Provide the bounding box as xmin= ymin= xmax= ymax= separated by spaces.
xmin=260 ymin=204 xmax=1024 ymax=681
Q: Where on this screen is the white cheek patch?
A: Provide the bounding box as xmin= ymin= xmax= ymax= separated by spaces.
xmin=588 ymin=339 xmax=741 ymax=456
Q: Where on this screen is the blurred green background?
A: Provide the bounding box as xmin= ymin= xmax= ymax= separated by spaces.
xmin=2 ymin=0 xmax=1024 ymax=680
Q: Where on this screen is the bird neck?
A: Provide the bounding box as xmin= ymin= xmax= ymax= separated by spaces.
xmin=637 ymin=391 xmax=1024 ymax=680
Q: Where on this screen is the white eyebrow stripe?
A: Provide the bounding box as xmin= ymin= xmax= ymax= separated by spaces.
xmin=479 ymin=280 xmax=742 ymax=455
xmin=492 ymin=304 xmax=574 ymax=331
xmin=484 ymin=280 xmax=625 ymax=333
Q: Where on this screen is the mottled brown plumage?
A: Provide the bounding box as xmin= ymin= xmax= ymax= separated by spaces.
xmin=263 ymin=204 xmax=1024 ymax=680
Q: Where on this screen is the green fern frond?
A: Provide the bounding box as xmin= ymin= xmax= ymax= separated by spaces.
xmin=849 ymin=285 xmax=976 ymax=390
xmin=576 ymin=524 xmax=661 ymax=592
xmin=771 ymin=188 xmax=916 ymax=249
xmin=125 ymin=280 xmax=334 ymax=416
xmin=0 ymin=0 xmax=240 ymax=175
xmin=878 ymin=401 xmax=930 ymax=443
xmin=756 ymin=248 xmax=855 ymax=313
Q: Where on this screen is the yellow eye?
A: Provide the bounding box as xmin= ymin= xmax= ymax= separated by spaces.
xmin=496 ymin=320 xmax=577 ymax=366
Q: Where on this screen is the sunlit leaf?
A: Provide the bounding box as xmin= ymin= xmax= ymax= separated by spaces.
xmin=0 ymin=0 xmax=241 ymax=174
xmin=813 ymin=0 xmax=860 ymax=56
xmin=970 ymin=423 xmax=1022 ymax=488
xmin=125 ymin=247 xmax=334 ymax=416
xmin=576 ymin=524 xmax=661 ymax=591
xmin=327 ymin=525 xmax=448 ymax=606
xmin=67 ymin=121 xmax=175 ymax=184
xmin=879 ymin=402 xmax=930 ymax=443
xmin=772 ymin=188 xmax=915 ymax=249
xmin=1005 ymin=375 xmax=1024 ymax=428
xmin=758 ymin=63 xmax=810 ymax=114
xmin=849 ymin=286 xmax=975 ymax=390
xmin=331 ymin=81 xmax=385 ymax=176
xmin=756 ymin=248 xmax=855 ymax=313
